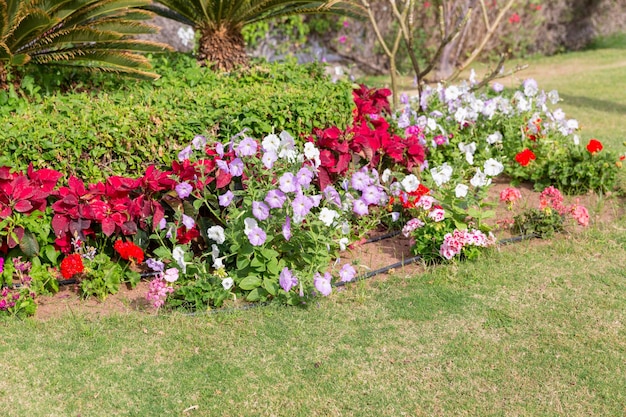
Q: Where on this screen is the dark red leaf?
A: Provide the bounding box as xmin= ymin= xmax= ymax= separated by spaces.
xmin=101 ymin=217 xmax=116 ymax=236
xmin=52 ymin=214 xmax=70 ymax=235
xmin=14 ymin=200 xmax=33 ymax=213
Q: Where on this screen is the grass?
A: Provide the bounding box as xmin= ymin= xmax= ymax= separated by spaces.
xmin=2 ymin=41 xmax=626 ymax=416
xmin=1 ymin=221 xmax=626 ymax=416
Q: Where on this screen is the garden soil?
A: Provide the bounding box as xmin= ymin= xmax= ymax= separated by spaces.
xmin=33 ymin=178 xmax=625 ymax=321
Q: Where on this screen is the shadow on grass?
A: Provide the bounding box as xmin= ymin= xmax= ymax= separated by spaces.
xmin=584 ymin=33 xmax=626 ymax=50
xmin=559 ymin=93 xmax=626 ymax=116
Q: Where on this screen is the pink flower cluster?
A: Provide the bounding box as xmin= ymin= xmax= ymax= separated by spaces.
xmin=570 ymin=203 xmax=589 ymax=227
xmin=539 ymin=186 xmax=568 ymax=215
xmin=539 ymin=186 xmax=590 ymax=227
xmin=439 ymin=229 xmax=496 ymax=260
xmin=146 ymin=277 xmax=175 ymax=308
xmin=500 ymin=187 xmax=522 ymax=205
xmin=402 ymin=218 xmax=425 ymax=237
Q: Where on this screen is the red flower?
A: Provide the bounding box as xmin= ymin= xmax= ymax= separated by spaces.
xmin=586 ymin=139 xmax=603 ymax=154
xmin=515 ymin=149 xmax=536 ymax=166
xmin=508 ymin=13 xmax=520 ymax=24
xmin=60 ymin=254 xmax=84 ymax=279
xmin=113 ymin=240 xmax=144 ymax=264
xmin=176 ymin=226 xmax=200 ymax=244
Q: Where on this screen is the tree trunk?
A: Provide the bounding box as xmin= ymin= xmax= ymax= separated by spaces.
xmin=0 ymin=62 xmax=8 ymax=91
xmin=197 ymin=24 xmax=248 ymax=71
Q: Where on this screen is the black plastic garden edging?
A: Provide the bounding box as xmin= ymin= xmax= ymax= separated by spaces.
xmin=5 ymin=233 xmax=538 ymax=300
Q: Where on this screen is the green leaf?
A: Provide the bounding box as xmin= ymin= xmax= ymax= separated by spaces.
xmin=153 ymin=246 xmax=171 ymax=260
xmin=19 ymin=231 xmax=40 ymax=257
xmin=236 ymin=256 xmax=250 ymax=270
xmin=44 ymin=245 xmax=60 ymax=265
xmin=250 ymin=256 xmax=266 ymax=271
xmin=239 ymin=276 xmax=262 ymax=291
xmin=266 ymin=259 xmax=280 ymax=275
xmin=246 ymin=287 xmax=268 ymax=302
xmin=124 ymin=270 xmax=141 ymax=288
xmin=263 ymin=278 xmax=278 ymax=296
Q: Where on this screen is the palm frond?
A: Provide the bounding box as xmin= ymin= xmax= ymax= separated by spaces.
xmin=139 ymin=2 xmax=201 ymax=27
xmin=33 ymin=50 xmax=160 ymax=79
xmin=0 ymin=0 xmax=171 ymax=85
xmin=7 ymin=10 xmax=53 ymax=52
xmin=60 ymin=0 xmax=153 ymax=28
xmin=90 ymin=19 xmax=160 ymax=35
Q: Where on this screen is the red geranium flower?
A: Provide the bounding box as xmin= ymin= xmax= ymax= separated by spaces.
xmin=586 ymin=139 xmax=603 ymax=154
xmin=60 ymin=254 xmax=84 ymax=279
xmin=515 ymin=149 xmax=536 ymax=166
xmin=113 ymin=240 xmax=144 ymax=264
xmin=508 ymin=12 xmax=520 ymax=24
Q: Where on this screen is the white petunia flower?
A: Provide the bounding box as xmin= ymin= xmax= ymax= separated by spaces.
xmin=455 ymin=183 xmax=469 ymax=198
xmin=470 ymin=169 xmax=492 ymax=188
xmin=207 ymin=225 xmax=225 ymax=244
xmin=172 ymin=246 xmax=187 ymax=274
xmin=244 ymin=217 xmax=258 ymax=234
xmin=486 ymin=132 xmax=503 ymax=144
xmin=319 ymin=208 xmax=339 ymax=227
xmin=222 ymin=277 xmax=234 ymax=290
xmin=430 ymin=163 xmax=453 ymax=187
xmin=262 ymin=134 xmax=280 ymax=153
xmin=401 ymin=174 xmax=420 ymax=193
xmin=483 ymin=158 xmax=504 ymax=177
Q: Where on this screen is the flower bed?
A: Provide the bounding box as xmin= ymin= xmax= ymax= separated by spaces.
xmin=1 ymin=78 xmax=623 ymax=318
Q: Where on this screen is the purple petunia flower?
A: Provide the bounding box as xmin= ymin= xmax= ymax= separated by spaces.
xmin=265 ymin=189 xmax=286 ymax=209
xmin=296 ymin=167 xmax=314 ymax=189
xmin=310 ymin=194 xmax=322 ymax=207
xmin=229 ymin=158 xmax=244 ymax=177
xmin=216 ymin=159 xmax=230 ymax=174
xmin=246 ymin=226 xmax=267 ymax=246
xmin=182 ymin=214 xmax=195 ymax=229
xmin=252 ymin=201 xmax=270 ymax=221
xmin=351 ymin=171 xmax=371 ymax=191
xmin=361 ymin=185 xmax=382 ymax=206
xmin=146 ymin=258 xmax=164 ymax=272
xmin=292 ymin=194 xmax=313 ymax=218
xmin=192 ymin=135 xmax=207 ymax=150
xmin=215 ymin=143 xmax=224 ymax=157
xmin=279 ymin=267 xmax=298 ymax=292
xmin=339 ymin=264 xmax=356 ymax=282
xmin=219 ymin=190 xmax=234 ymax=207
xmin=323 ymin=186 xmax=341 ymax=207
xmin=175 ymin=182 xmax=193 ymax=199
xmin=314 ymin=272 xmax=332 ymax=296
xmin=262 ymin=151 xmax=277 ymax=169
xmin=235 ymin=137 xmax=258 ymax=157
xmin=279 ymin=172 xmax=298 ymax=193
xmin=178 ymin=145 xmax=192 ymax=161
xmin=352 ymin=199 xmax=369 ymax=216
xmin=158 ymin=217 xmax=167 ymax=230
xmin=282 ymin=216 xmax=291 ymax=241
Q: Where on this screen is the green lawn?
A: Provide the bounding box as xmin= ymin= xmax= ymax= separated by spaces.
xmin=2 ymin=41 xmax=626 ymax=417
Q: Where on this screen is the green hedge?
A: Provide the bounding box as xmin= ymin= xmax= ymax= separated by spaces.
xmin=0 ymin=55 xmax=354 ymax=182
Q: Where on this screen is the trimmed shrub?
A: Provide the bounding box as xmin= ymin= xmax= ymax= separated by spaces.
xmin=0 ymin=54 xmax=354 ymax=182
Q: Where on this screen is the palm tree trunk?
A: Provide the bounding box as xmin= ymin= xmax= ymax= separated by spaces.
xmin=197 ymin=25 xmax=248 ymax=71
xmin=0 ymin=62 xmax=8 ymax=91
